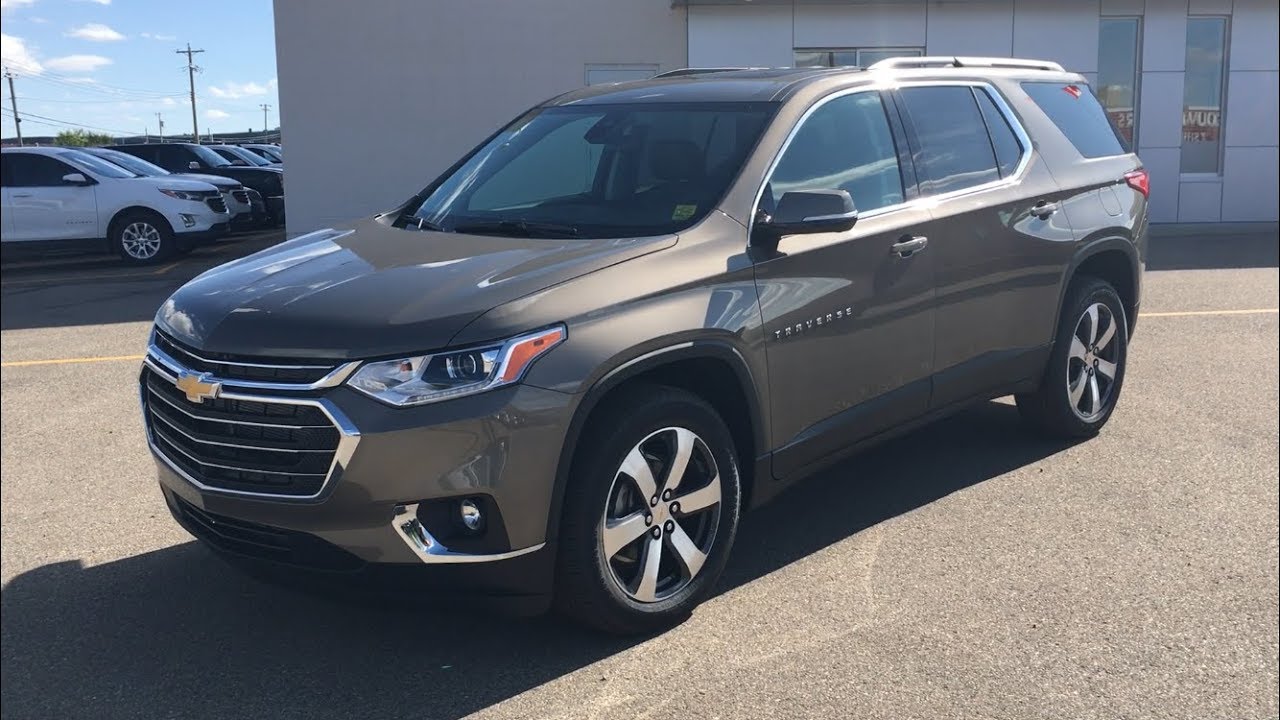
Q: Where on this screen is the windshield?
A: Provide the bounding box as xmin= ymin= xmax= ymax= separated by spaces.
xmin=220 ymin=145 xmax=271 ymax=166
xmin=60 ymin=149 xmax=138 ymax=178
xmin=189 ymin=144 xmax=231 ymax=167
xmin=254 ymin=146 xmax=282 ymax=162
xmin=89 ymin=148 xmax=168 ymax=177
xmin=411 ymin=102 xmax=775 ymax=239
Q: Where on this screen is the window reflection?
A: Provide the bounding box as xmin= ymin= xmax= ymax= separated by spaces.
xmin=1181 ymin=17 xmax=1228 ymax=174
xmin=1097 ymin=17 xmax=1140 ymax=148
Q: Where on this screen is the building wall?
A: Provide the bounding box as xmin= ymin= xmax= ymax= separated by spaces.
xmin=273 ymin=0 xmax=688 ymax=233
xmin=687 ymin=0 xmax=1279 ymax=223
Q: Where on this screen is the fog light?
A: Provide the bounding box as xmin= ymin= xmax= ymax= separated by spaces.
xmin=179 ymin=213 xmax=197 ymax=228
xmin=458 ymin=498 xmax=484 ymax=533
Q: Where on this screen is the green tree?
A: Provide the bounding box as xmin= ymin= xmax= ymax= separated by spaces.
xmin=54 ymin=129 xmax=114 ymax=147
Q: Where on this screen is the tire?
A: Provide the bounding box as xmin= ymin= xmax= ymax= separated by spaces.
xmin=1017 ymin=276 xmax=1129 ymax=438
xmin=112 ymin=210 xmax=176 ymax=265
xmin=555 ymin=385 xmax=742 ymax=634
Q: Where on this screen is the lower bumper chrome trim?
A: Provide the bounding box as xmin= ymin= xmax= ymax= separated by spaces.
xmin=393 ymin=503 xmax=545 ymax=564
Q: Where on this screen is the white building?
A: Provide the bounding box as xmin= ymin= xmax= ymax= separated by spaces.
xmin=274 ymin=0 xmax=1279 ymax=233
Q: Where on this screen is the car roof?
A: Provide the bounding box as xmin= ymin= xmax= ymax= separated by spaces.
xmin=1 ymin=146 xmax=75 ymax=156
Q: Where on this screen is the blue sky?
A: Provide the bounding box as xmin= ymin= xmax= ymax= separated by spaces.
xmin=1 ymin=0 xmax=277 ymax=139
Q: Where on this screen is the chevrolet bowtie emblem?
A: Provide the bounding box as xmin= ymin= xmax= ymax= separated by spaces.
xmin=175 ymin=371 xmax=221 ymax=403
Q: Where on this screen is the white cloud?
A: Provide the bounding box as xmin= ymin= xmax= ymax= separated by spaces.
xmin=161 ymin=96 xmax=178 ymax=106
xmin=140 ymin=32 xmax=177 ymax=41
xmin=30 ymin=15 xmax=47 ymax=23
xmin=66 ymin=23 xmax=125 ymax=41
xmin=204 ymin=109 xmax=230 ymax=119
xmin=0 ymin=0 xmax=37 ymax=12
xmin=207 ymin=80 xmax=268 ymax=99
xmin=45 ymin=54 xmax=112 ymax=72
xmin=75 ymin=0 xmax=111 ymax=5
xmin=0 ymin=33 xmax=43 ymax=72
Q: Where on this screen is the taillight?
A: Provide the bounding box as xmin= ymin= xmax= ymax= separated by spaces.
xmin=1124 ymin=169 xmax=1150 ymax=198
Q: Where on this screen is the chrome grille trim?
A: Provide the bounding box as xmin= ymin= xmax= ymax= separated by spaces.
xmin=142 ymin=356 xmax=360 ymax=502
xmin=145 ymin=386 xmax=334 ymax=430
xmin=148 ymin=333 xmax=359 ymax=391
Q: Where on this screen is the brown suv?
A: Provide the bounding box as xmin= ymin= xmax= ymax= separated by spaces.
xmin=140 ymin=57 xmax=1147 ymax=633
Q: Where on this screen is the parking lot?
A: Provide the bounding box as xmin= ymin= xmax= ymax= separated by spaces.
xmin=1 ymin=229 xmax=1277 ymax=719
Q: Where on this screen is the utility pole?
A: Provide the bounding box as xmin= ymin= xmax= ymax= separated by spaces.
xmin=259 ymin=103 xmax=271 ymax=133
xmin=176 ymin=44 xmax=204 ymax=143
xmin=4 ymin=67 xmax=21 ymax=146
xmin=155 ymin=112 xmax=165 ymax=142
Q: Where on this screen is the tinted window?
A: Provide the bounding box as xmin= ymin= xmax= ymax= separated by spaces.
xmin=59 ymin=150 xmax=137 ymax=178
xmin=974 ymin=89 xmax=1023 ymax=178
xmin=413 ymin=102 xmax=773 ymax=239
xmin=899 ymin=86 xmax=1000 ymax=194
xmin=187 ymin=144 xmax=231 ymax=168
xmin=144 ymin=145 xmax=184 ymax=171
xmin=89 ymin=148 xmax=168 ymax=176
xmin=1022 ymin=81 xmax=1128 ymax=158
xmin=1098 ymin=17 xmax=1140 ymax=147
xmin=767 ymin=92 xmax=904 ymax=214
xmin=1181 ymin=17 xmax=1227 ymax=173
xmin=4 ymin=154 xmax=78 ymax=187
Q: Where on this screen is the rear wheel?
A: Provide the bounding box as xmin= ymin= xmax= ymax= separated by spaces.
xmin=1017 ymin=276 xmax=1129 ymax=438
xmin=555 ymin=385 xmax=741 ymax=634
xmin=113 ymin=210 xmax=176 ymax=265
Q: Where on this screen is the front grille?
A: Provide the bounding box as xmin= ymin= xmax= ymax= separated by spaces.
xmin=230 ymin=189 xmax=250 ymax=204
xmin=143 ymin=367 xmax=340 ymax=497
xmin=153 ymin=329 xmax=337 ymax=384
xmin=173 ymin=496 xmax=363 ymax=571
xmin=205 ymin=196 xmax=228 ymax=213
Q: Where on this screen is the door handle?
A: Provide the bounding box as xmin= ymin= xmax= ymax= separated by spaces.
xmin=1030 ymin=200 xmax=1059 ymax=220
xmin=12 ymin=193 xmax=32 ymax=198
xmin=891 ymin=235 xmax=928 ymax=258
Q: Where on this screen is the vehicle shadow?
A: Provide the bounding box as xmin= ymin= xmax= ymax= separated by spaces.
xmin=0 ymin=401 xmax=1077 ymax=720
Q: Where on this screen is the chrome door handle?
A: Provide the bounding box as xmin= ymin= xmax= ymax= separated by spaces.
xmin=891 ymin=235 xmax=928 ymax=258
xmin=1030 ymin=200 xmax=1059 ymax=219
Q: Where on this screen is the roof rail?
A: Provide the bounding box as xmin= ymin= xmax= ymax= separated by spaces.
xmin=868 ymin=56 xmax=1066 ymax=72
xmin=652 ymin=67 xmax=766 ymax=78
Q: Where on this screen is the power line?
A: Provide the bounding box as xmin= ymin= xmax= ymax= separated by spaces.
xmin=176 ymin=44 xmax=205 ymax=143
xmin=2 ymin=107 xmax=135 ymax=136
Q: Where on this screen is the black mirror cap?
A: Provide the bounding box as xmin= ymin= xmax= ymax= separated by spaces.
xmin=61 ymin=172 xmax=94 ymax=186
xmin=756 ymin=189 xmax=859 ymax=248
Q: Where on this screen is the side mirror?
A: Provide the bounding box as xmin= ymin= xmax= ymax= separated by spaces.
xmin=61 ymin=172 xmax=92 ymax=186
xmin=753 ymin=189 xmax=858 ymax=252
xmin=188 ymin=161 xmax=201 ymax=170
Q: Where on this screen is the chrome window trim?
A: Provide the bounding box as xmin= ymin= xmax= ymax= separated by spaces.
xmin=142 ymin=355 xmax=360 ymax=502
xmin=746 ymin=79 xmax=1035 ymax=244
xmin=148 ymin=335 xmax=359 ymax=391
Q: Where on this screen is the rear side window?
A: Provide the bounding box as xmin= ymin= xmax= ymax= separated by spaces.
xmin=1021 ymin=82 xmax=1129 ymax=158
xmin=974 ymin=89 xmax=1023 ymax=178
xmin=897 ymin=86 xmax=1000 ymax=195
xmin=4 ymin=154 xmax=77 ymax=187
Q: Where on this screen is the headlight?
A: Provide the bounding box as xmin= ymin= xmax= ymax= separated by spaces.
xmin=159 ymin=188 xmax=203 ymax=201
xmin=347 ymin=326 xmax=565 ymax=406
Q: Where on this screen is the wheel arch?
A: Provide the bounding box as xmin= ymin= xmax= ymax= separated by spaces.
xmin=107 ymin=205 xmax=172 ymax=241
xmin=544 ymin=340 xmax=767 ymax=544
xmin=1055 ymin=235 xmax=1140 ymax=337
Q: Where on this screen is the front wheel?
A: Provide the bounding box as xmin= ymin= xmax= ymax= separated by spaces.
xmin=1017 ymin=276 xmax=1129 ymax=438
xmin=113 ymin=210 xmax=176 ymax=265
xmin=555 ymin=385 xmax=741 ymax=634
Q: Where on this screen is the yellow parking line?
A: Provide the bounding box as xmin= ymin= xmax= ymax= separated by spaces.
xmin=1 ymin=354 xmax=145 ymax=368
xmin=0 ymin=260 xmax=181 ymax=288
xmin=1140 ymin=308 xmax=1278 ymax=318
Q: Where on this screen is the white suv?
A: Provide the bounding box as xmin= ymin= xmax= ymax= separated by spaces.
xmin=1 ymin=146 xmax=231 ymax=265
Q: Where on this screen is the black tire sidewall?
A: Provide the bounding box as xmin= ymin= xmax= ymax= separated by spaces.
xmin=557 ymin=386 xmax=742 ymax=633
xmin=1042 ymin=279 xmax=1129 ymax=435
xmin=113 ymin=210 xmax=175 ymax=265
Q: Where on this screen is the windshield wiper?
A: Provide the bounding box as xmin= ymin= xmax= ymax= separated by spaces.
xmin=452 ymin=219 xmax=580 ymax=238
xmin=407 ymin=216 xmax=446 ymax=232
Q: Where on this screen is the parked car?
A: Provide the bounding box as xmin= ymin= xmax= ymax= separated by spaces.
xmin=2 ymin=146 xmax=230 ymax=264
xmin=209 ymin=144 xmax=280 ymax=168
xmin=106 ymin=143 xmax=284 ymax=225
xmin=240 ymin=143 xmax=283 ymax=164
xmin=81 ymin=146 xmax=268 ymax=230
xmin=140 ymin=58 xmax=1146 ymax=633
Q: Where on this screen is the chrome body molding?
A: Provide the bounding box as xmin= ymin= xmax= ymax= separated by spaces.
xmin=393 ymin=503 xmax=546 ymax=564
xmin=148 ymin=332 xmax=360 ymax=392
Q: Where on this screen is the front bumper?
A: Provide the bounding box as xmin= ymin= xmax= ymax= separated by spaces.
xmin=141 ymin=349 xmax=576 ymax=593
xmin=175 ymin=222 xmax=230 ymax=245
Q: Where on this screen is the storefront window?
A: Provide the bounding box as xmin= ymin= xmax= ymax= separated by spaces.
xmin=793 ymin=48 xmax=923 ymax=68
xmin=1181 ymin=17 xmax=1228 ymax=174
xmin=1097 ymin=17 xmax=1140 ymax=148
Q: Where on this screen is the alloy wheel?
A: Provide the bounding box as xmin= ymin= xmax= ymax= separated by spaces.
xmin=121 ymin=222 xmax=162 ymax=260
xmin=599 ymin=427 xmax=722 ymax=603
xmin=1066 ymin=302 xmax=1121 ymax=421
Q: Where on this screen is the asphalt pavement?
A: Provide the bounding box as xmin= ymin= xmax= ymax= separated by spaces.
xmin=1 ymin=228 xmax=1277 ymax=720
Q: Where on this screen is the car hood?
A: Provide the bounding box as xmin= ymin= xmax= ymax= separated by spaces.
xmin=130 ymin=175 xmax=221 ymax=192
xmin=156 ymin=217 xmax=677 ymax=359
xmin=175 ymin=172 xmax=240 ymax=190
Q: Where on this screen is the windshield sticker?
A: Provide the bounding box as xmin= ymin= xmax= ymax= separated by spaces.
xmin=672 ymin=204 xmax=697 ymax=221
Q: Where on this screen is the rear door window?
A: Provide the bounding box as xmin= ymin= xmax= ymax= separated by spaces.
xmin=1021 ymin=81 xmax=1129 ymax=158
xmin=5 ymin=154 xmax=77 ymax=187
xmin=897 ymin=86 xmax=1000 ymax=195
xmin=974 ymin=89 xmax=1023 ymax=178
